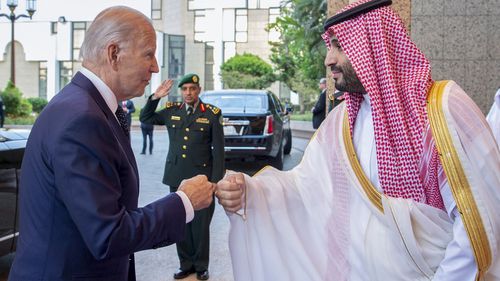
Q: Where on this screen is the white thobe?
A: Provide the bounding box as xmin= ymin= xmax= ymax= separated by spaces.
xmin=486 ymin=89 xmax=500 ymax=146
xmin=351 ymin=95 xmax=476 ymax=280
xmin=227 ymin=83 xmax=500 ymax=281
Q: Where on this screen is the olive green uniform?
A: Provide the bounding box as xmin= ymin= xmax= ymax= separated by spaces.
xmin=140 ymin=96 xmax=225 ymax=273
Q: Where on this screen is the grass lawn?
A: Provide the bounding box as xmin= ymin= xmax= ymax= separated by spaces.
xmin=4 ymin=115 xmax=36 ymax=125
xmin=289 ymin=112 xmax=312 ymax=121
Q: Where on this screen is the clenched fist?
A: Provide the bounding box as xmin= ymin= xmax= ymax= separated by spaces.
xmin=178 ymin=175 xmax=215 ymax=210
xmin=215 ymin=171 xmax=246 ymax=213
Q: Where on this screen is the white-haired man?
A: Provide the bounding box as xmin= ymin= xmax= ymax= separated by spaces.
xmin=8 ymin=6 xmax=214 ymax=281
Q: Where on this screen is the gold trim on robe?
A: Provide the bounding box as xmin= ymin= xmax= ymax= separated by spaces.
xmin=427 ymin=80 xmax=492 ymax=281
xmin=342 ymin=111 xmax=384 ymax=213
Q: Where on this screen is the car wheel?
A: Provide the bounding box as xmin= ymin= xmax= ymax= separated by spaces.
xmin=284 ymin=129 xmax=292 ymax=155
xmin=269 ymin=141 xmax=284 ymax=170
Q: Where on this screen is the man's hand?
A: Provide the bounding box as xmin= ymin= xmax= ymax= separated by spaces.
xmin=178 ymin=175 xmax=215 ymax=210
xmin=215 ymin=172 xmax=245 ymax=213
xmin=152 ymin=79 xmax=174 ymax=100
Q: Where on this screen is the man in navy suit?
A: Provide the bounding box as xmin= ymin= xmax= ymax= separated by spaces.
xmin=120 ymin=99 xmax=136 ymax=129
xmin=8 ymin=6 xmax=214 ymax=281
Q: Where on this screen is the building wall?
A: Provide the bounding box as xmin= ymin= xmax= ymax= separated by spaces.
xmin=236 ymin=10 xmax=272 ymax=63
xmin=0 ymin=0 xmax=151 ymax=101
xmin=235 ymin=9 xmax=281 ymax=97
xmin=161 ymin=0 xmax=187 ymax=36
xmin=411 ymin=0 xmax=500 ymax=113
xmin=0 ymin=41 xmax=39 ymax=97
xmin=0 ymin=0 xmax=287 ymax=106
xmin=155 ymin=0 xmax=206 ymax=104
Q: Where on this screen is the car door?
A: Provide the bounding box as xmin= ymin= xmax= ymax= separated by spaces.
xmin=267 ymin=92 xmax=285 ymax=154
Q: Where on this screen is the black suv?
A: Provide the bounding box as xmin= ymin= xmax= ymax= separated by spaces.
xmin=200 ymin=89 xmax=292 ymax=169
xmin=0 ymin=129 xmax=28 ymax=256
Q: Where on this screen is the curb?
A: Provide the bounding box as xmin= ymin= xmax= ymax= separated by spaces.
xmin=290 ymin=120 xmax=314 ymax=139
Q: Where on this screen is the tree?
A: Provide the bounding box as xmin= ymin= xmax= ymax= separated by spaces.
xmin=220 ymin=53 xmax=275 ymax=89
xmin=1 ymin=81 xmax=32 ymax=117
xmin=268 ymin=0 xmax=327 ymax=113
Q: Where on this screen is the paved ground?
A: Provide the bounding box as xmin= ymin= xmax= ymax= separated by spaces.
xmin=0 ymin=129 xmax=310 ymax=281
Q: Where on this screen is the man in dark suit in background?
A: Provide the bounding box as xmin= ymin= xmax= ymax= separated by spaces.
xmin=8 ymin=7 xmax=214 ymax=281
xmin=121 ymin=99 xmax=136 ymax=129
xmin=140 ymin=121 xmax=154 ymax=155
xmin=312 ymin=77 xmax=328 ymax=129
xmin=140 ymin=73 xmax=225 ymax=280
xmin=328 ymin=89 xmax=345 ymax=112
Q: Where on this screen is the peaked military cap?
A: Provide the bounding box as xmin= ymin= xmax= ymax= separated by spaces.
xmin=178 ymin=73 xmax=200 ymax=88
xmin=323 ymin=0 xmax=392 ymax=31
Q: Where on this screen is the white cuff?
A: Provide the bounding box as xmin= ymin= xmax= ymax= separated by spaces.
xmin=176 ymin=191 xmax=194 ymax=223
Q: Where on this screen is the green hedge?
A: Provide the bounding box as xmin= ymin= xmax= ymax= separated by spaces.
xmin=1 ymin=81 xmax=32 ymax=117
xmin=289 ymin=112 xmax=312 ymax=121
xmin=27 ymin=97 xmax=48 ymax=113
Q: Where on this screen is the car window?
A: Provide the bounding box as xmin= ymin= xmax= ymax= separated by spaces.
xmin=269 ymin=93 xmax=283 ymax=113
xmin=202 ymin=94 xmax=268 ymax=114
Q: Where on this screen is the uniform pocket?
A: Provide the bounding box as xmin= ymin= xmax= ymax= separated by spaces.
xmin=190 ymin=125 xmax=210 ymax=143
xmin=167 ymin=119 xmax=182 ymax=129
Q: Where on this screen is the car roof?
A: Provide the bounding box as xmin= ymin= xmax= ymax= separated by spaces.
xmin=0 ymin=129 xmax=29 ymax=152
xmin=0 ymin=129 xmax=29 ymax=168
xmin=201 ymin=89 xmax=269 ymax=95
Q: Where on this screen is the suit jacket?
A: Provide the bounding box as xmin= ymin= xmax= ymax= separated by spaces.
xmin=312 ymin=89 xmax=327 ymax=129
xmin=328 ymin=90 xmax=345 ymax=112
xmin=140 ymin=97 xmax=225 ymax=188
xmin=9 ymin=72 xmax=186 ymax=281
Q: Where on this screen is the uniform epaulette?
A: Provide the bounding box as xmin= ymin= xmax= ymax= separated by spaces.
xmin=205 ymin=104 xmax=220 ymax=115
xmin=165 ymin=102 xmax=181 ymax=108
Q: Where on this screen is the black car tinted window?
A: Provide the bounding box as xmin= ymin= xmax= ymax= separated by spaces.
xmin=202 ymin=94 xmax=268 ymax=114
xmin=269 ymin=93 xmax=284 ymax=113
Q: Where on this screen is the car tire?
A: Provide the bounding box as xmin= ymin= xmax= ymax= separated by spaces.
xmin=284 ymin=129 xmax=292 ymax=155
xmin=269 ymin=141 xmax=284 ymax=170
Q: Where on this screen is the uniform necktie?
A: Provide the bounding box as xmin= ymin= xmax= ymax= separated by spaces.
xmin=187 ymin=106 xmax=193 ymax=115
xmin=115 ymin=106 xmax=130 ymax=137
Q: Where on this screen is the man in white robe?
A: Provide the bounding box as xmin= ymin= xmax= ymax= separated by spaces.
xmin=215 ymin=0 xmax=500 ymax=280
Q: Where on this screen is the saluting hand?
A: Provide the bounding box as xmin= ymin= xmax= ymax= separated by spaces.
xmin=178 ymin=175 xmax=215 ymax=210
xmin=215 ymin=171 xmax=245 ymax=213
xmin=152 ymin=79 xmax=174 ymax=100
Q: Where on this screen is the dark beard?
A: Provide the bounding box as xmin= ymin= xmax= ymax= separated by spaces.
xmin=332 ymin=63 xmax=366 ymax=94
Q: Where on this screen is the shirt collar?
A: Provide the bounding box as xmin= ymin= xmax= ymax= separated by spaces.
xmin=80 ymin=67 xmax=118 ymax=114
xmin=185 ymin=100 xmax=200 ymax=113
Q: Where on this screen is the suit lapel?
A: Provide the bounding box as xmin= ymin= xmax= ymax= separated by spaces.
xmin=71 ymin=72 xmax=139 ymax=177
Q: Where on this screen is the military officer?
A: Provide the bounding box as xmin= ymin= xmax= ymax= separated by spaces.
xmin=140 ymin=74 xmax=225 ymax=280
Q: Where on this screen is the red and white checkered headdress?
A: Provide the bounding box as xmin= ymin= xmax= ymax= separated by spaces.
xmin=322 ymin=0 xmax=443 ymax=208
